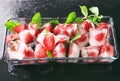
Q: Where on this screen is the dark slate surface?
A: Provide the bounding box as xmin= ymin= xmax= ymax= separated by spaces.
xmin=0 ymin=0 xmax=120 ymax=81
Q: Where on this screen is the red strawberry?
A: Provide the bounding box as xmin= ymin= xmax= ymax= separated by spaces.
xmin=53 ymin=23 xmax=77 ymax=37
xmin=35 ymin=44 xmax=48 ymax=63
xmin=24 ymin=47 xmax=34 ymax=58
xmin=43 ymin=33 xmax=55 ymax=51
xmin=35 ymin=44 xmax=47 ymax=58
xmin=19 ymin=30 xmax=34 ymax=43
xmin=13 ymin=24 xmax=28 ymax=33
xmin=95 ymin=32 xmax=105 ymax=42
xmin=82 ymin=20 xmax=94 ymax=32
xmin=41 ymin=23 xmax=53 ymax=32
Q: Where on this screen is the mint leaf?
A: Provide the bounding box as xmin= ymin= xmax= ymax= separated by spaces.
xmin=5 ymin=20 xmax=20 ymax=32
xmin=65 ymin=12 xmax=77 ymax=24
xmin=89 ymin=7 xmax=99 ymax=16
xmin=71 ymin=34 xmax=81 ymax=42
xmin=75 ymin=17 xmax=83 ymax=23
xmin=46 ymin=51 xmax=53 ymax=58
xmin=50 ymin=19 xmax=59 ymax=27
xmin=80 ymin=6 xmax=88 ymax=18
xmin=31 ymin=12 xmax=42 ymax=26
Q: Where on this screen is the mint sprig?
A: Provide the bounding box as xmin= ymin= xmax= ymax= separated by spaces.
xmin=79 ymin=5 xmax=103 ymax=25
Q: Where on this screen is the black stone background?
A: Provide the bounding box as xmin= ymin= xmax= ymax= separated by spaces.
xmin=0 ymin=0 xmax=120 ymax=81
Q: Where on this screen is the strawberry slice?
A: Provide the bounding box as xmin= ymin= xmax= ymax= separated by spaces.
xmin=82 ymin=20 xmax=94 ymax=32
xmin=43 ymin=33 xmax=55 ymax=51
xmin=13 ymin=24 xmax=28 ymax=33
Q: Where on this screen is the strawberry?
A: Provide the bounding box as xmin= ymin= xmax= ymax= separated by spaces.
xmin=13 ymin=24 xmax=28 ymax=33
xmin=82 ymin=20 xmax=94 ymax=32
xmin=19 ymin=30 xmax=35 ymax=43
xmin=95 ymin=32 xmax=105 ymax=42
xmin=35 ymin=44 xmax=48 ymax=63
xmin=89 ymin=28 xmax=108 ymax=46
xmin=24 ymin=47 xmax=34 ymax=58
xmin=53 ymin=23 xmax=77 ymax=37
xmin=43 ymin=33 xmax=55 ymax=51
xmin=35 ymin=44 xmax=47 ymax=58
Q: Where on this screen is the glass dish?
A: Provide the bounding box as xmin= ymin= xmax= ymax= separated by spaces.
xmin=3 ymin=16 xmax=119 ymax=66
